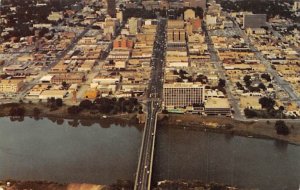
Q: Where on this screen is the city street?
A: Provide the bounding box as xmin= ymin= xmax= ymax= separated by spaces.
xmin=135 ymin=18 xmax=166 ymax=190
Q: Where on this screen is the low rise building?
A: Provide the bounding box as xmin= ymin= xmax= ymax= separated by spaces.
xmin=204 ymin=98 xmax=231 ymax=116
xmin=39 ymin=90 xmax=68 ymax=100
xmin=51 ymin=73 xmax=85 ymax=84
xmin=0 ymin=79 xmax=23 ymax=93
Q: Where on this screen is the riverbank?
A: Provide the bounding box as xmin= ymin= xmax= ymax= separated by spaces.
xmin=155 ymin=180 xmax=240 ymax=190
xmin=0 ymin=180 xmax=133 ymax=190
xmin=0 ymin=102 xmax=299 ymax=144
xmin=0 ymin=102 xmax=140 ymax=125
xmin=158 ymin=114 xmax=300 ymax=145
xmin=0 ymin=180 xmax=241 ymax=190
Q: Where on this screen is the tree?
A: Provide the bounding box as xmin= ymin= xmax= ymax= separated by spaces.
xmin=261 ymin=73 xmax=271 ymax=82
xmin=258 ymin=83 xmax=266 ymax=91
xmin=244 ymin=108 xmax=257 ymax=118
xmin=79 ymin=99 xmax=93 ymax=110
xmin=268 ymin=83 xmax=273 ymax=88
xmin=274 ymin=120 xmax=290 ymax=135
xmin=243 ymin=75 xmax=252 ymax=86
xmin=95 ymin=97 xmax=114 ymax=113
xmin=279 ymin=106 xmax=284 ymax=112
xmin=259 ymin=97 xmax=275 ymax=110
xmin=196 ymin=74 xmax=208 ymax=83
xmin=195 ymin=7 xmax=204 ymax=19
xmin=62 ymin=81 xmax=68 ymax=89
xmin=55 ymin=98 xmax=63 ymax=107
xmin=47 ymin=97 xmax=56 ymax=108
xmin=236 ymin=82 xmax=243 ymax=90
xmin=67 ymin=106 xmax=81 ymax=115
xmin=9 ymin=107 xmax=25 ymax=117
xmin=218 ymin=79 xmax=226 ymax=88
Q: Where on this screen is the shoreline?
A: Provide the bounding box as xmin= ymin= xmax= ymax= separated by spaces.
xmin=158 ymin=114 xmax=300 ymax=145
xmin=0 ymin=179 xmax=241 ymax=190
xmin=0 ymin=103 xmax=299 ymax=145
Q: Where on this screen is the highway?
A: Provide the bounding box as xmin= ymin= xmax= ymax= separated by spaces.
xmin=134 ymin=18 xmax=166 ymax=190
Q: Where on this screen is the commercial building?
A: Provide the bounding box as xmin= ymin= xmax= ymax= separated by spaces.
xmin=163 ymin=83 xmax=205 ymax=109
xmin=39 ymin=90 xmax=68 ymax=100
xmin=51 ymin=73 xmax=85 ymax=84
xmin=204 ymin=98 xmax=231 ymax=116
xmin=243 ymin=14 xmax=267 ymax=28
xmin=0 ymin=79 xmax=23 ymax=93
xmin=167 ymin=29 xmax=186 ymax=42
xmin=128 ymin=17 xmax=142 ymax=35
xmin=293 ymin=1 xmax=300 ymax=11
xmin=113 ymin=36 xmax=134 ymax=49
xmin=184 ymin=9 xmax=196 ymax=21
xmin=47 ymin=12 xmax=63 ymax=22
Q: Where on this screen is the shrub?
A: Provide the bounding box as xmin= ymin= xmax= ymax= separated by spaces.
xmin=275 ymin=120 xmax=290 ymax=135
xmin=244 ymin=108 xmax=257 ymax=118
xmin=9 ymin=107 xmax=25 ymax=117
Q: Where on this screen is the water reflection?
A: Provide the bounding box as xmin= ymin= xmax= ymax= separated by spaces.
xmin=0 ymin=117 xmax=142 ymax=185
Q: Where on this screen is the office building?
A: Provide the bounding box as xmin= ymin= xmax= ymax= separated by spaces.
xmin=163 ymin=83 xmax=205 ymax=109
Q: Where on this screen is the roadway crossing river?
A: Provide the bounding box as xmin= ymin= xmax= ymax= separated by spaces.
xmin=134 ymin=18 xmax=167 ymax=190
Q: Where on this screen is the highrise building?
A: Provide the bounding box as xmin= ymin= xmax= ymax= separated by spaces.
xmin=107 ymin=0 xmax=116 ymax=18
xmin=163 ymin=83 xmax=205 ymax=109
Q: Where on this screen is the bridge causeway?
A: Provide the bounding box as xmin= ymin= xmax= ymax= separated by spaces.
xmin=134 ymin=18 xmax=167 ymax=190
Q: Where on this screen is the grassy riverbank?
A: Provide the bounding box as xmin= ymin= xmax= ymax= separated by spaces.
xmin=0 ymin=180 xmax=241 ymax=190
xmin=0 ymin=102 xmax=140 ymax=124
xmin=158 ymin=114 xmax=300 ymax=145
xmin=0 ymin=180 xmax=133 ymax=190
xmin=0 ymin=102 xmax=299 ymax=144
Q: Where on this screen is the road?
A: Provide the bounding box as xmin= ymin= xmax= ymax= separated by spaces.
xmin=12 ymin=20 xmax=100 ymax=102
xmin=134 ymin=18 xmax=166 ymax=190
xmin=228 ymin=16 xmax=300 ymax=106
xmin=202 ymin=22 xmax=244 ymax=120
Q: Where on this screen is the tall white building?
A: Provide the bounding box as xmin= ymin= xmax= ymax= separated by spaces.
xmin=163 ymin=83 xmax=205 ymax=109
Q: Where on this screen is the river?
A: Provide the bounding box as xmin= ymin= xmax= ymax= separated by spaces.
xmin=0 ymin=117 xmax=142 ymax=185
xmin=153 ymin=126 xmax=300 ymax=190
xmin=0 ymin=117 xmax=299 ymax=189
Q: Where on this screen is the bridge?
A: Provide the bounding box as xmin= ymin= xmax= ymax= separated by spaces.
xmin=134 ymin=18 xmax=167 ymax=190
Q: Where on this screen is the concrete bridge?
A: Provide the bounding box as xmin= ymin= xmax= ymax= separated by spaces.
xmin=134 ymin=18 xmax=166 ymax=190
